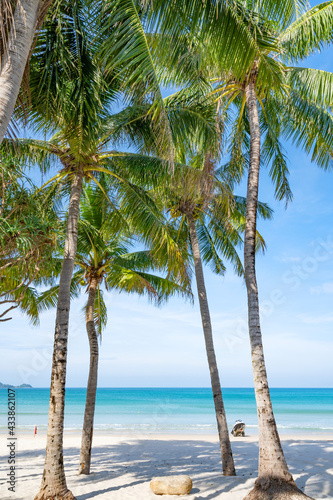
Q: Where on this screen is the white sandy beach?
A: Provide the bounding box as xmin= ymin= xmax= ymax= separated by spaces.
xmin=1 ymin=433 xmax=332 ymax=500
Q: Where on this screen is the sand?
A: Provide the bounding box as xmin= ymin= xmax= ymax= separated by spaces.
xmin=1 ymin=433 xmax=332 ymax=500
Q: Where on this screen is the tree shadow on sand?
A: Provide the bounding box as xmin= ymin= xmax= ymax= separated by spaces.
xmin=69 ymin=438 xmax=333 ymax=499
xmin=2 ymin=437 xmax=331 ymax=499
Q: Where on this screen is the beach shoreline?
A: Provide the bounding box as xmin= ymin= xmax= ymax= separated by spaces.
xmin=1 ymin=433 xmax=332 ymax=499
xmin=10 ymin=429 xmax=333 ymax=440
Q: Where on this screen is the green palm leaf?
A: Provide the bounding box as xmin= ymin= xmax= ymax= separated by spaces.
xmin=288 ymin=67 xmax=333 ymax=108
xmin=280 ymin=1 xmax=333 ymax=61
xmin=98 ymin=0 xmax=174 ymax=162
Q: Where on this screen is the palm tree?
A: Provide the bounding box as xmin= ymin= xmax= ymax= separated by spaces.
xmin=166 ymin=162 xmax=238 ymax=476
xmin=18 ymin=5 xmax=118 ymax=497
xmin=0 ymin=0 xmax=54 ymax=144
xmin=102 ymin=66 xmax=271 ymax=476
xmin=153 ymin=153 xmax=271 ymax=476
xmin=191 ymin=3 xmax=333 ymax=497
xmin=231 ymin=10 xmax=332 ymax=500
xmin=37 ymin=183 xmax=191 ymax=475
xmin=9 ymin=2 xmax=210 ymax=495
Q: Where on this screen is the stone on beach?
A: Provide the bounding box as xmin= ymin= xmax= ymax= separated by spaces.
xmin=150 ymin=475 xmax=193 ymax=495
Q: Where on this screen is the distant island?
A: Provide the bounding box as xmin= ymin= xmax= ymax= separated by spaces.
xmin=0 ymin=382 xmax=32 ymax=389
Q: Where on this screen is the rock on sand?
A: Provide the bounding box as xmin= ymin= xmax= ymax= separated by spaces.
xmin=150 ymin=475 xmax=193 ymax=495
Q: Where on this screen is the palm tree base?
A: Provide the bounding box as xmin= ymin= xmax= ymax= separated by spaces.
xmin=244 ymin=478 xmax=314 ymax=500
xmin=223 ymin=469 xmax=236 ymax=477
xmin=78 ymin=463 xmax=90 ymax=475
xmin=34 ymin=489 xmax=76 ymax=500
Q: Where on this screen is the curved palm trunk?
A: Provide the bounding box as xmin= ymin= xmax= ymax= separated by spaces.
xmin=35 ymin=171 xmax=83 ymax=500
xmin=79 ymin=279 xmax=99 ymax=475
xmin=0 ymin=0 xmax=40 ymax=145
xmin=188 ymin=213 xmax=235 ymax=476
xmin=243 ymin=80 xmax=312 ymax=499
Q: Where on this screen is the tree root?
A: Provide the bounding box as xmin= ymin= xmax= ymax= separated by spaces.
xmin=78 ymin=465 xmax=90 ymax=475
xmin=34 ymin=489 xmax=76 ymax=500
xmin=244 ymin=477 xmax=314 ymax=500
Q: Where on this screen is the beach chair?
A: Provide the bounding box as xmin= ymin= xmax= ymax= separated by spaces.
xmin=231 ymin=420 xmax=245 ymax=437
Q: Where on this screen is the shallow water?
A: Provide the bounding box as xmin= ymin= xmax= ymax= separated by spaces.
xmin=0 ymin=387 xmax=332 ymax=435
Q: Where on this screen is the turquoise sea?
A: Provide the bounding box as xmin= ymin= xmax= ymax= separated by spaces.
xmin=0 ymin=388 xmax=332 ymax=436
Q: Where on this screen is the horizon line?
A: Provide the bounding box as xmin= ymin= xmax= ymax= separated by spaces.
xmin=9 ymin=386 xmax=333 ymax=390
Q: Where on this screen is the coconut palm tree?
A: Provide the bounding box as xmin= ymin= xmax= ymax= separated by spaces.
xmin=101 ymin=70 xmax=271 ymax=477
xmin=16 ymin=4 xmax=119 ymax=496
xmin=0 ymin=0 xmax=39 ymax=143
xmin=0 ymin=0 xmax=54 ymax=144
xmin=8 ymin=2 xmax=215 ymax=495
xmin=12 ymin=115 xmax=192 ymax=497
xmin=153 ymin=151 xmax=271 ymax=476
xmin=179 ymin=3 xmax=333 ymax=497
xmin=37 ymin=183 xmax=191 ymax=475
xmin=219 ymin=7 xmax=333 ymax=498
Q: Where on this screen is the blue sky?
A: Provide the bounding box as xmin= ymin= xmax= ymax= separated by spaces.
xmin=1 ymin=4 xmax=333 ymax=389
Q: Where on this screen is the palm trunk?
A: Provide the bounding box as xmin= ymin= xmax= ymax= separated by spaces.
xmin=243 ymin=80 xmax=312 ymax=499
xmin=78 ymin=279 xmax=99 ymax=475
xmin=35 ymin=171 xmax=83 ymax=500
xmin=188 ymin=213 xmax=235 ymax=476
xmin=0 ymin=0 xmax=40 ymax=145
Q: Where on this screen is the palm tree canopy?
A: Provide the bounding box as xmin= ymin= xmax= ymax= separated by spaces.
xmin=150 ymin=1 xmax=333 ymax=192
xmin=149 ymin=151 xmax=273 ymax=278
xmin=0 ymin=158 xmax=61 ymax=323
xmin=37 ymin=183 xmax=192 ymax=335
xmin=96 ymin=0 xmax=291 ymax=161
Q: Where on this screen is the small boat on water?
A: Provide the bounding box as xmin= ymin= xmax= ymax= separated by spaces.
xmin=231 ymin=420 xmax=245 ymax=437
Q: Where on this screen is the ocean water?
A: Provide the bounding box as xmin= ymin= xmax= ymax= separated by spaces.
xmin=0 ymin=388 xmax=332 ymax=436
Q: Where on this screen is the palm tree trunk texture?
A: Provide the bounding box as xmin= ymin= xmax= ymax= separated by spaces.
xmin=243 ymin=80 xmax=312 ymax=499
xmin=79 ymin=279 xmax=99 ymax=475
xmin=188 ymin=213 xmax=235 ymax=476
xmin=0 ymin=0 xmax=40 ymax=145
xmin=35 ymin=171 xmax=83 ymax=500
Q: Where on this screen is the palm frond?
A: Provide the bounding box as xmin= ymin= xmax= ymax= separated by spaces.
xmin=98 ymin=0 xmax=174 ymax=162
xmin=280 ymin=1 xmax=333 ymax=62
xmin=195 ymin=219 xmax=227 ymax=276
xmin=288 ymin=67 xmax=333 ymax=109
xmin=252 ymin=0 xmax=309 ymax=28
xmin=259 ymin=98 xmax=293 ymax=204
xmin=93 ymin=287 xmax=107 ymax=336
xmin=37 ymin=274 xmax=82 ymax=313
xmin=283 ymin=91 xmax=333 ymax=169
xmin=105 ymin=265 xmax=192 ymax=304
